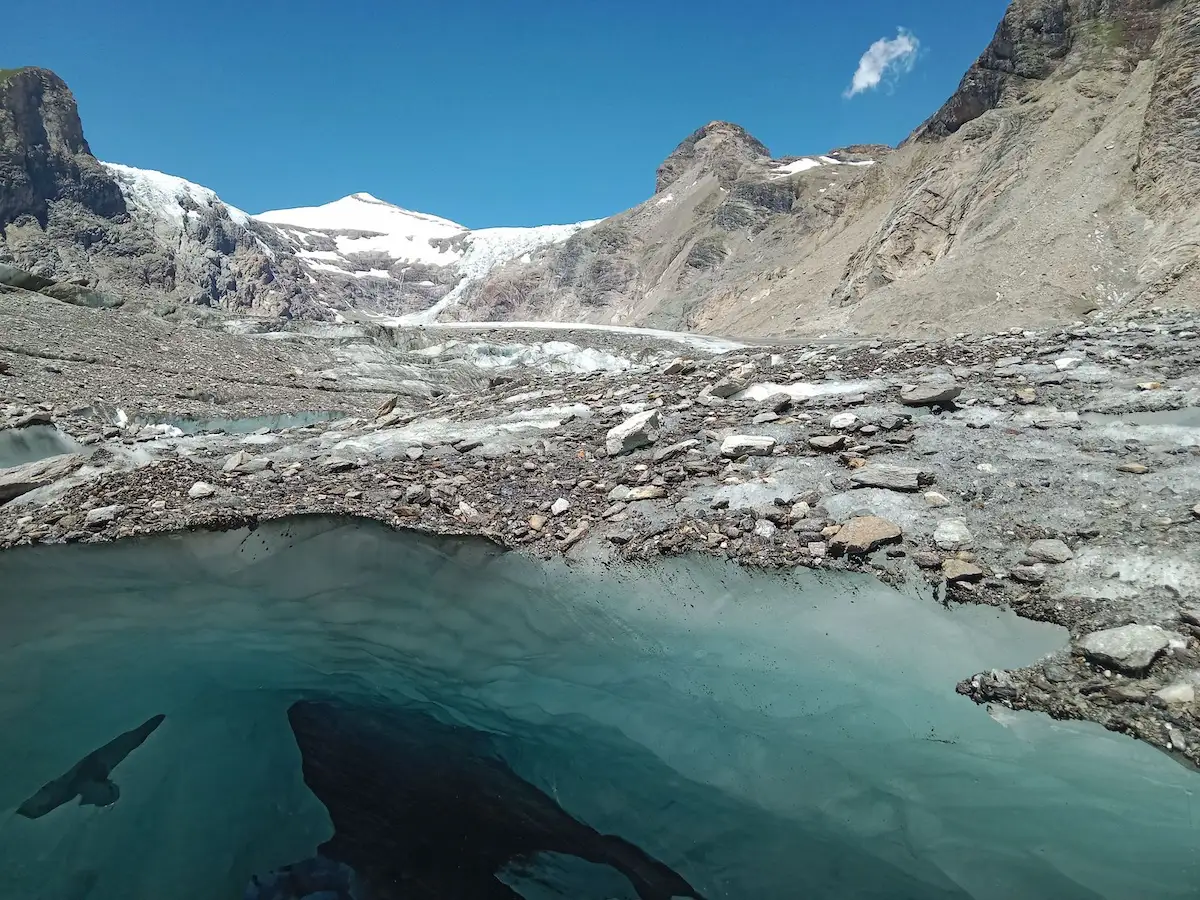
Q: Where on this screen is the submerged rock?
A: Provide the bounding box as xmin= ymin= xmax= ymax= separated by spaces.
xmin=244 ymin=856 xmax=362 ymax=900
xmin=287 ymin=699 xmax=705 ymax=900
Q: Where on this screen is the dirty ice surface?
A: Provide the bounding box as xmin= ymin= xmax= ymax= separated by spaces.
xmin=0 ymin=425 xmax=82 ymax=468
xmin=367 ymin=318 xmax=748 ymax=354
xmin=0 ymin=518 xmax=1198 ymax=900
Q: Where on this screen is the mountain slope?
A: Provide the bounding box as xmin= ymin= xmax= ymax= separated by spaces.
xmin=455 ymin=0 xmax=1199 ymax=337
xmin=0 ymin=70 xmax=598 ymax=322
xmin=3 ymin=0 xmax=1196 ymax=338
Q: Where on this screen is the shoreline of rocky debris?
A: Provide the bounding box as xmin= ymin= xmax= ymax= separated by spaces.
xmin=3 ymin=308 xmax=1200 ymax=770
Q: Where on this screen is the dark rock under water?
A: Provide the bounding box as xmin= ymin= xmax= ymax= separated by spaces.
xmin=0 ymin=516 xmax=1197 ymax=899
xmin=288 ymin=699 xmax=703 ymax=899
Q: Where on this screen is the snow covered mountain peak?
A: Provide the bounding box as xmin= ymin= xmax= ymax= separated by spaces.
xmin=95 ymin=160 xmax=602 ymax=320
xmin=254 ymin=193 xmax=467 ymax=238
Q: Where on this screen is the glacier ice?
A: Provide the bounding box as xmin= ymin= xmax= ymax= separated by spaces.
xmin=0 ymin=516 xmax=1198 ymax=899
xmin=0 ymin=424 xmax=81 ymax=468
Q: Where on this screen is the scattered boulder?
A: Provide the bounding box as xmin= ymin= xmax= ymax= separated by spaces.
xmin=188 ymin=481 xmax=217 ymax=499
xmin=1027 ymin=539 xmax=1073 ymax=563
xmin=662 ymin=358 xmax=695 ymax=376
xmin=754 ymin=519 xmax=777 ymax=539
xmin=708 ymin=376 xmax=747 ymax=399
xmin=808 ymin=435 xmax=845 ymax=452
xmin=11 ymin=410 xmax=52 ymax=428
xmin=764 ymin=393 xmax=793 ymax=413
xmin=606 ymin=410 xmax=662 ymax=456
xmin=720 ymin=435 xmax=776 ymax=458
xmin=828 ymin=516 xmax=902 ymax=556
xmin=933 ymin=518 xmax=973 ymax=551
xmin=550 ymin=498 xmax=571 ymax=516
xmin=653 ymin=439 xmax=699 ymax=463
xmin=942 ymin=558 xmax=984 ymax=583
xmin=899 ymin=380 xmax=962 ymax=407
xmin=85 ymin=504 xmax=123 ymax=526
xmin=1077 ymin=624 xmax=1176 ymax=674
xmin=405 ymin=484 xmax=430 ymax=505
xmin=1117 ymin=462 xmax=1148 ymax=475
xmin=1010 ymin=563 xmax=1048 ymax=584
xmin=924 ymin=491 xmax=951 ymax=507
xmin=829 ymin=413 xmax=858 ymax=430
xmin=914 ymin=550 xmax=942 ymax=569
xmin=224 ymin=450 xmax=254 ymax=472
xmin=850 ymin=464 xmax=921 ymax=492
xmin=223 ymin=450 xmax=271 ymax=474
xmin=374 ymin=395 xmax=398 ymax=419
xmin=626 ymin=485 xmax=668 ymax=501
xmin=1154 ymin=682 xmax=1195 ymax=705
xmin=560 ymin=522 xmax=589 ymax=548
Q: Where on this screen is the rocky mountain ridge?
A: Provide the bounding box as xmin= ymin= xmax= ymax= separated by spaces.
xmin=456 ymin=0 xmax=1199 ymax=336
xmin=0 ymin=68 xmax=597 ymax=323
xmin=2 ymin=0 xmax=1197 ymax=337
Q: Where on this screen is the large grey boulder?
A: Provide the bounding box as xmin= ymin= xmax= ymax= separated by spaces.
xmin=1077 ymin=624 xmax=1178 ymax=674
xmin=849 ymin=464 xmax=922 ymax=492
xmin=829 ymin=516 xmax=902 ymax=555
xmin=899 ymin=380 xmax=963 ymax=407
xmin=605 ymin=410 xmax=662 ymax=456
xmin=1027 ymin=539 xmax=1074 ymax=563
xmin=720 ymin=435 xmax=776 ymax=458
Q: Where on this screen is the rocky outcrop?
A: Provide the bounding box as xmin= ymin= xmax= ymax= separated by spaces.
xmin=911 ymin=0 xmax=1170 ymax=141
xmin=654 ymin=121 xmax=770 ymax=193
xmin=0 ymin=67 xmax=125 ymax=229
xmin=0 ymin=262 xmax=122 ymax=308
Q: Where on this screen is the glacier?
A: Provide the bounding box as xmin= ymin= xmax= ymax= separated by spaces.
xmin=0 ymin=516 xmax=1198 ymax=899
xmin=0 ymin=424 xmax=81 ymax=468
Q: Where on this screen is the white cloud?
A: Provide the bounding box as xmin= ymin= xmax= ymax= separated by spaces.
xmin=844 ymin=28 xmax=920 ymax=98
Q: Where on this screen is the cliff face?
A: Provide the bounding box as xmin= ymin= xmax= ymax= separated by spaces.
xmin=0 ymin=67 xmax=125 ymax=228
xmin=911 ymin=0 xmax=1170 ymax=140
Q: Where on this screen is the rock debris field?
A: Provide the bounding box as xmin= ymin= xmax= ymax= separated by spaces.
xmin=2 ymin=296 xmax=1200 ymax=766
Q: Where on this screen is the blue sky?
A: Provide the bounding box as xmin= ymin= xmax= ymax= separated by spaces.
xmin=10 ymin=0 xmax=1008 ymax=228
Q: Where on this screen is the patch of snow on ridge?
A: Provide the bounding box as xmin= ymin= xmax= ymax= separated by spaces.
xmin=770 ymin=155 xmax=876 ymax=179
xmin=255 ymin=192 xmax=463 ymax=234
xmin=102 ymin=162 xmax=250 ymax=227
xmin=774 ymin=159 xmax=823 ymax=176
